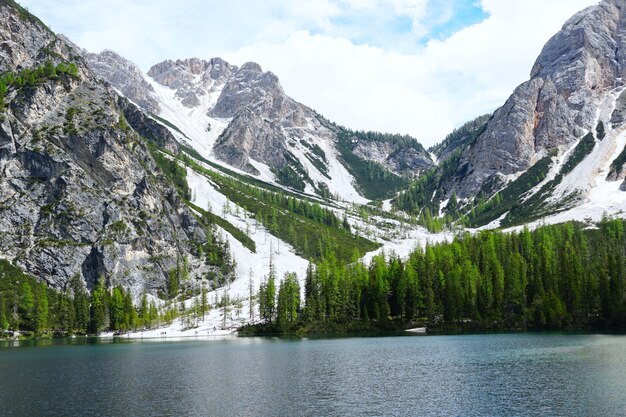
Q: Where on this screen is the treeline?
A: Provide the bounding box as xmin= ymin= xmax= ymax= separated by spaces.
xmin=0 ymin=60 xmax=79 ymax=112
xmin=180 ymin=155 xmax=377 ymax=263
xmin=244 ymin=219 xmax=625 ymax=334
xmin=182 ymin=154 xmax=347 ymax=231
xmin=144 ymin=142 xmax=236 ymax=286
xmin=0 ymin=262 xmax=130 ymax=336
xmin=428 ymin=114 xmax=490 ymax=158
xmin=341 ymin=128 xmax=426 ymax=153
xmin=0 ymin=259 xmax=215 ymax=338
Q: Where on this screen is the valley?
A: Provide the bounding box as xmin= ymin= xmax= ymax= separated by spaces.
xmin=0 ymin=0 xmax=624 ymax=340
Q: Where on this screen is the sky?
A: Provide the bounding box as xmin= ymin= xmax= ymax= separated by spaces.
xmin=20 ymin=0 xmax=598 ymax=146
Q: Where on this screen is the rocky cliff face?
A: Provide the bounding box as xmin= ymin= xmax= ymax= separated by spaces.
xmin=352 ymin=139 xmax=433 ymax=177
xmin=0 ymin=1 xmax=216 ymax=293
xmin=454 ymin=0 xmax=626 ymax=197
xmin=82 ymin=49 xmax=161 ymax=114
xmin=147 ymin=57 xmax=234 ymax=108
xmin=89 ymin=52 xmax=434 ymax=199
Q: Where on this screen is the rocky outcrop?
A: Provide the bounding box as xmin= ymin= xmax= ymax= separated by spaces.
xmin=453 ymin=0 xmax=626 ymax=197
xmin=85 ymin=45 xmax=433 ymax=196
xmin=147 ymin=57 xmax=234 ymax=108
xmin=352 ymin=140 xmax=433 ymax=177
xmin=0 ymin=1 xmax=217 ymax=293
xmin=117 ymin=96 xmax=179 ymax=154
xmin=82 ymin=49 xmax=161 ymax=114
xmin=210 ymin=62 xmax=322 ymax=173
xmin=0 ymin=0 xmax=55 ymax=73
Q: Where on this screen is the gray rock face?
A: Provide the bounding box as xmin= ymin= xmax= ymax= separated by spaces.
xmin=352 ymin=140 xmax=433 ymax=177
xmin=454 ymin=0 xmax=626 ymax=197
xmin=147 ymin=58 xmax=234 ymax=108
xmin=210 ymin=62 xmax=322 ymax=173
xmin=0 ymin=1 xmax=214 ymax=293
xmin=0 ymin=2 xmax=54 ymax=73
xmin=88 ymin=51 xmax=434 ymax=195
xmin=117 ymin=97 xmax=179 ymax=154
xmin=82 ymin=49 xmax=161 ymax=114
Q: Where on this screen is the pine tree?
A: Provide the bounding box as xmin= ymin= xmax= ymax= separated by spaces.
xmin=201 ymin=282 xmax=209 ymax=321
xmin=248 ymin=269 xmax=255 ymax=322
xmin=277 ymin=273 xmax=301 ymax=330
xmin=110 ymin=286 xmax=125 ymax=332
xmin=33 ymin=283 xmax=49 ymax=335
xmin=0 ymin=296 xmax=8 ymax=336
xmin=90 ymin=276 xmax=108 ymax=334
xmin=140 ymin=292 xmax=149 ymax=328
xmin=71 ymin=274 xmax=89 ymax=333
xmin=221 ymin=292 xmax=231 ymax=329
xmin=20 ymin=282 xmax=34 ymax=329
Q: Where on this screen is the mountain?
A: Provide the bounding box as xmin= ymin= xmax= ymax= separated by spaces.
xmin=2 ymin=0 xmax=626 ymax=297
xmin=396 ymin=0 xmax=626 ymax=228
xmin=0 ymin=0 xmax=625 ymax=339
xmin=84 ymin=51 xmax=435 ymax=202
xmin=0 ymin=0 xmax=234 ymax=293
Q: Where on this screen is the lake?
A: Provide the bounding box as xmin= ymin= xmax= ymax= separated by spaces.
xmin=1 ymin=333 xmax=625 ymax=416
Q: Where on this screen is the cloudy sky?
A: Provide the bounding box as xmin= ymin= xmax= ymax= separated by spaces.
xmin=21 ymin=0 xmax=598 ymax=146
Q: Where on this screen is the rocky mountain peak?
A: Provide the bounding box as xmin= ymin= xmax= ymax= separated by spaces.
xmin=453 ymin=0 xmax=626 ymax=197
xmin=147 ymin=57 xmax=236 ymax=108
xmin=0 ymin=1 xmax=57 ymax=72
xmin=0 ymin=1 xmax=220 ymax=293
xmin=82 ymin=48 xmax=160 ymax=113
xmin=209 ymin=61 xmax=284 ymax=119
xmin=240 ymin=61 xmax=263 ymax=73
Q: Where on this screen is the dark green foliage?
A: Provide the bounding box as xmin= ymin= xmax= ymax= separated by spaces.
xmin=394 ymin=115 xmax=491 ymax=229
xmin=429 ymin=114 xmax=490 ymax=160
xmin=336 ymin=130 xmax=409 ymax=200
xmin=596 ymin=121 xmax=606 ymax=140
xmin=89 ymin=276 xmax=108 ymax=334
xmin=273 ymin=165 xmax=306 ymax=191
xmin=144 ymin=144 xmax=237 ymax=287
xmin=187 ymin=202 xmax=256 ymax=252
xmin=63 ymin=107 xmax=78 ymax=135
xmin=149 ymin=113 xmax=189 ymax=137
xmin=179 ymin=143 xmax=324 ymax=205
xmin=500 ymin=135 xmax=596 ymax=227
xmin=562 ymin=133 xmax=596 ymax=176
xmin=608 ymin=144 xmax=626 ymax=179
xmin=0 ymin=261 xmax=167 ymax=338
xmin=247 ymin=219 xmax=626 ymax=334
xmin=345 ymin=129 xmax=426 ymax=152
xmin=147 ymin=142 xmax=191 ymax=200
xmin=468 ymin=153 xmax=554 ymax=227
xmin=0 ymin=260 xmax=72 ymax=336
xmin=276 ymin=273 xmax=301 ymax=330
xmin=181 ymin=157 xmax=377 ymax=263
xmin=259 ymin=260 xmax=277 ymax=324
xmin=393 ymin=152 xmax=463 ymax=232
xmin=0 ymin=60 xmax=79 ymax=112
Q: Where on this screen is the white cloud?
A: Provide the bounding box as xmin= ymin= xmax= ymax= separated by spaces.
xmin=225 ymin=0 xmax=598 ymax=145
xmin=20 ymin=0 xmax=599 ymax=145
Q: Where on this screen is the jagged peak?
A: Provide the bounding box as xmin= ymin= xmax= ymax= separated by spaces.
xmin=0 ymin=0 xmax=53 ymax=34
xmin=531 ymin=0 xmax=619 ymax=79
xmin=147 ymin=57 xmax=236 ymax=77
xmin=240 ymin=61 xmax=263 ymax=73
